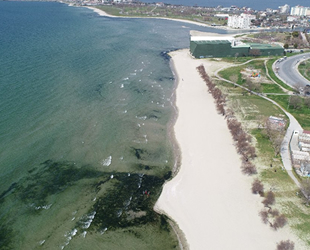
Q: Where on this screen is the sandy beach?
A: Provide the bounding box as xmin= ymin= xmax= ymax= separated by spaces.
xmin=154 ymin=49 xmax=305 ymax=250
xmin=85 ymin=6 xmax=236 ymax=30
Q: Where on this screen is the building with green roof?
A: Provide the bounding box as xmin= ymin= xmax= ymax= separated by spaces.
xmin=190 ymin=39 xmax=284 ymax=58
xmin=190 ymin=40 xmax=232 ymax=58
xmin=248 ymin=43 xmax=284 ymax=56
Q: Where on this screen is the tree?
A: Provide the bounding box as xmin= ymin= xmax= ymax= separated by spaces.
xmin=246 ymin=78 xmax=261 ymax=93
xmin=276 ymin=240 xmax=295 ymax=250
xmin=305 ymin=98 xmax=310 ymax=108
xmin=262 ymin=191 xmax=275 ymax=207
xmin=252 ymin=179 xmax=264 ymax=196
xmin=292 ymin=31 xmax=299 ymax=38
xmin=259 ymin=209 xmax=269 ymax=224
xmin=289 ymin=95 xmax=302 ymax=109
xmin=272 ymin=214 xmax=287 ymax=230
xmin=265 ymin=118 xmax=285 ymax=156
xmin=241 ymin=161 xmax=257 ymax=175
xmin=284 ymin=43 xmax=289 ymax=49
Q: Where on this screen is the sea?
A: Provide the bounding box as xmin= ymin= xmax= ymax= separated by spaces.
xmin=141 ymin=0 xmax=310 ymax=11
xmin=0 ymin=1 xmax=233 ymax=249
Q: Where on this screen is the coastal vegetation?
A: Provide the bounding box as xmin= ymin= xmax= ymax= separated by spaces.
xmin=213 ymin=57 xmax=310 ymax=246
xmin=197 ymin=64 xmax=299 ymax=250
xmin=96 ymin=4 xmax=228 ymax=26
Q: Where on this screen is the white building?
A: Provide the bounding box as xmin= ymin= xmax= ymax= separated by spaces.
xmin=279 ymin=4 xmax=290 ymax=14
xmin=227 ymin=13 xmax=256 ymax=29
xmin=290 ymin=5 xmax=310 ymax=16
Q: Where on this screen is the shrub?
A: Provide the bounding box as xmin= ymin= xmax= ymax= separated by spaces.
xmin=262 ymin=191 xmax=275 ymax=207
xmin=276 ymin=240 xmax=294 ymax=250
xmin=272 ymin=214 xmax=287 ymax=230
xmin=252 ymin=179 xmax=264 ymax=196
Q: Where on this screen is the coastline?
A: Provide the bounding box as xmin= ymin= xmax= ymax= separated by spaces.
xmin=85 ymin=6 xmax=235 ymax=31
xmin=155 ymin=49 xmax=304 ymax=249
xmin=83 ymin=6 xmax=305 ymax=249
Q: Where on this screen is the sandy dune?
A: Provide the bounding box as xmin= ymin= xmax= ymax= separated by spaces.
xmin=155 ymin=49 xmax=304 ymax=250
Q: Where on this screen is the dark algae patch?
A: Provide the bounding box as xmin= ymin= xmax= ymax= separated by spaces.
xmin=90 ymin=174 xmax=165 ymax=231
xmin=16 ymin=160 xmax=102 ymax=207
xmin=0 ymin=160 xmax=179 ymax=249
xmin=0 ymin=224 xmax=13 ymax=250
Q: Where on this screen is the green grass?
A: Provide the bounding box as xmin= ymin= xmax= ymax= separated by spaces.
xmin=261 ymin=83 xmax=285 ymax=93
xmin=298 ymin=59 xmax=310 ymax=82
xmin=216 ymin=61 xmax=310 ymax=246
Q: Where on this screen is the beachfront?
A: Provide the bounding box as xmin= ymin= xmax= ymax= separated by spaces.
xmin=155 ymin=49 xmax=304 ymax=249
xmin=85 ymin=7 xmax=306 ymax=249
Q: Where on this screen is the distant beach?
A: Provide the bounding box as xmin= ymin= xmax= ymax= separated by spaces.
xmin=86 ymin=6 xmax=235 ymax=31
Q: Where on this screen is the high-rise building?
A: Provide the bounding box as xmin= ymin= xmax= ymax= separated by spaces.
xmin=290 ymin=5 xmax=310 ymax=16
xmin=227 ymin=14 xmax=256 ymax=29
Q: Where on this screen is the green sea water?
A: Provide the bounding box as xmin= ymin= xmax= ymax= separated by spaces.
xmin=0 ymin=2 xmax=229 ymax=249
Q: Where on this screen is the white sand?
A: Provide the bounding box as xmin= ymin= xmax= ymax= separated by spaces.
xmin=155 ymin=49 xmax=304 ymax=250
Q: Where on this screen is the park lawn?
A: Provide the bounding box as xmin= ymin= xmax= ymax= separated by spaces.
xmin=261 ymin=83 xmax=285 ymax=93
xmin=219 ymin=59 xmax=266 ymax=85
xmin=216 ymin=74 xmax=310 ymax=246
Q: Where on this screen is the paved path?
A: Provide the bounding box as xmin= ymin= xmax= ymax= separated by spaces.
xmin=214 ymin=59 xmax=302 ymax=187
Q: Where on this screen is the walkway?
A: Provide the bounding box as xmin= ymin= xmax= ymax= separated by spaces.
xmin=214 ymin=59 xmax=302 ymax=188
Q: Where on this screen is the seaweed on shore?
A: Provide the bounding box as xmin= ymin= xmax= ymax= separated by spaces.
xmin=86 ymin=173 xmax=167 ymax=232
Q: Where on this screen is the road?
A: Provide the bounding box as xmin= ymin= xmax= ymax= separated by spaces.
xmin=275 ymin=52 xmax=310 ymax=89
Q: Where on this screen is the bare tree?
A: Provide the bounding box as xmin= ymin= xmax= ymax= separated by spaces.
xmin=262 ymin=191 xmax=275 ymax=207
xmin=241 ymin=161 xmax=257 ymax=175
xmin=269 ymin=208 xmax=279 ymax=217
xmin=259 ymin=209 xmax=269 ymax=224
xmin=246 ymin=78 xmax=262 ymax=93
xmin=276 ymin=240 xmax=295 ymax=250
xmin=265 ymin=119 xmax=285 ymax=156
xmin=304 ymin=97 xmax=310 ymax=108
xmin=272 ymin=214 xmax=287 ymax=230
xmin=252 ymin=179 xmax=264 ymax=196
xmin=289 ymin=95 xmax=302 ymax=109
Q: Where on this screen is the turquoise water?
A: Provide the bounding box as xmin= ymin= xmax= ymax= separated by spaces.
xmin=0 ymin=2 xmax=228 ymax=249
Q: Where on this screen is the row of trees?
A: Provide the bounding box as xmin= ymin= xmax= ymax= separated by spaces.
xmin=197 ymin=65 xmax=226 ymax=116
xmin=197 ymin=65 xmax=257 ymax=174
xmin=197 ymin=65 xmax=294 ymax=249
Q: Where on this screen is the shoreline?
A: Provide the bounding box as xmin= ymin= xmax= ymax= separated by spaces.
xmin=85 ymin=6 xmax=241 ymax=31
xmin=155 ymin=49 xmax=304 ymax=249
xmin=83 ymin=6 xmax=305 ymax=249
